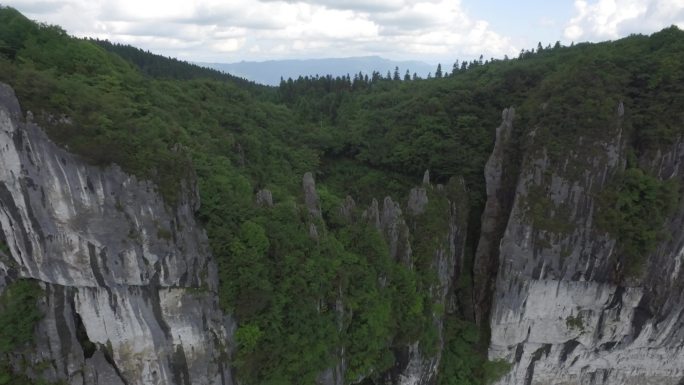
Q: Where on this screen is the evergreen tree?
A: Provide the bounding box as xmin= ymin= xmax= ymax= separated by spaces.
xmin=393 ymin=66 xmax=401 ymax=81
xmin=404 ymin=70 xmax=411 ymax=81
xmin=435 ymin=63 xmax=442 ymax=78
xmin=451 ymin=61 xmax=459 ymax=76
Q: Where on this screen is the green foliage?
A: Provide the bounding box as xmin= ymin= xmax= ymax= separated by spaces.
xmin=482 ymin=360 xmax=512 ymax=385
xmin=235 ymin=324 xmax=263 ymax=353
xmin=218 ymin=220 xmax=272 ymax=319
xmin=565 ymin=313 xmax=585 ymax=332
xmin=0 ymin=279 xmax=47 ymax=384
xmin=438 ymin=317 xmax=511 ymax=385
xmin=523 ymin=184 xmax=573 ymax=235
xmin=596 ymin=168 xmax=680 ymax=277
xmin=1 ymin=6 xmax=684 ymax=384
xmin=0 ymin=365 xmax=59 ymax=385
xmin=0 ymin=280 xmax=43 ymax=354
xmin=92 ymin=39 xmax=262 ymax=88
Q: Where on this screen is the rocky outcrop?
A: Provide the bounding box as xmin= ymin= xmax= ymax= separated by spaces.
xmin=0 ymin=83 xmax=233 ymax=385
xmin=485 ymin=104 xmax=684 ymax=384
xmin=306 ymin=170 xmax=468 ymax=385
xmin=371 ymin=181 xmax=468 ymax=385
xmin=473 ymin=107 xmax=516 ymax=325
xmin=379 ymin=197 xmax=412 ymax=265
xmin=303 ymin=172 xmax=321 ymax=219
xmin=255 ymin=189 xmax=273 ymax=207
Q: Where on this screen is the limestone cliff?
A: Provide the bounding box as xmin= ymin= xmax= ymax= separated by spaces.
xmin=485 ymin=104 xmax=684 ymax=385
xmin=0 ymin=83 xmax=233 ymax=385
xmin=306 ymin=172 xmax=469 ymax=385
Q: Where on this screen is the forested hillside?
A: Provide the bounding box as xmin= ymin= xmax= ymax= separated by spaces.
xmin=1 ymin=5 xmax=683 ymax=385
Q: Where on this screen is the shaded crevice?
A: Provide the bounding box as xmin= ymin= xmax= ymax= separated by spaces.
xmin=514 ymin=343 xmax=525 ymax=363
xmin=524 ymin=344 xmax=551 ymax=385
xmin=52 ymin=285 xmax=73 ymax=376
xmin=100 ymin=341 xmax=129 ymax=385
xmin=559 ymin=340 xmax=579 ymax=363
xmin=632 ymin=295 xmax=653 ymax=338
xmin=0 ymin=181 xmax=33 ymax=260
xmin=88 ymin=242 xmax=106 ymax=287
xmin=473 ymin=108 xmax=524 ymax=326
xmin=170 ymin=344 xmax=192 ymax=385
xmin=143 ymin=283 xmax=172 ymax=338
xmin=73 ymin=312 xmax=96 ymax=359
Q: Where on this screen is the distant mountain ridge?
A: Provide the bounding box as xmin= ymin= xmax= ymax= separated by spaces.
xmin=200 ymin=56 xmax=435 ymax=86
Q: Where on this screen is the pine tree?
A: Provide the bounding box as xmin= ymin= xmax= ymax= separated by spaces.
xmin=393 ymin=66 xmax=401 ymax=81
xmin=404 ymin=69 xmax=411 ymax=81
xmin=435 ymin=63 xmax=442 ymax=78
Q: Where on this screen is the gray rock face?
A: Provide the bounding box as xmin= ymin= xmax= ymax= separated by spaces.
xmin=312 ymin=176 xmax=468 ymax=385
xmin=474 ymin=107 xmax=515 ymax=325
xmin=379 ymin=197 xmax=412 ymax=265
xmin=381 ymin=184 xmax=467 ymax=385
xmin=84 ymin=351 xmax=126 ymax=385
xmin=407 ymin=187 xmax=428 ymax=216
xmin=0 ymin=83 xmax=232 ymax=385
xmin=362 ymin=198 xmax=381 ymax=229
xmin=485 ymin=105 xmax=684 ymax=384
xmin=256 ymin=188 xmax=273 ymax=207
xmin=303 ymin=172 xmax=321 ymax=219
xmin=338 ymin=195 xmax=356 ymax=222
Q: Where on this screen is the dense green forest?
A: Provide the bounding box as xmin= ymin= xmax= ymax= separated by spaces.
xmin=1 ymin=5 xmax=684 ymax=385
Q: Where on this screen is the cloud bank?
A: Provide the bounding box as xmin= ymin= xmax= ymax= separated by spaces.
xmin=564 ymin=0 xmax=684 ymax=42
xmin=7 ymin=0 xmax=518 ymax=63
xmin=6 ymin=0 xmax=684 ymax=63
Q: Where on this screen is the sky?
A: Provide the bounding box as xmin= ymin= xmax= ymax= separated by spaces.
xmin=4 ymin=0 xmax=684 ymax=64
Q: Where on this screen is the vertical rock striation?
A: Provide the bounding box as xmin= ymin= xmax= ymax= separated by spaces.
xmin=376 ymin=177 xmax=468 ymax=385
xmin=311 ymin=170 xmax=468 ymax=385
xmin=0 ymin=83 xmax=233 ymax=385
xmin=474 ymin=107 xmax=516 ymax=325
xmin=485 ymin=104 xmax=684 ymax=384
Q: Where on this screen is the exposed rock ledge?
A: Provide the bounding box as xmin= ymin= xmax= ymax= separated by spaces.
xmin=0 ymin=82 xmax=234 ymax=385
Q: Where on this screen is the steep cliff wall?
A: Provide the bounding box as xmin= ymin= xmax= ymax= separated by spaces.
xmin=474 ymin=107 xmax=517 ymax=326
xmin=380 ymin=176 xmax=468 ymax=385
xmin=304 ymin=172 xmax=469 ymax=385
xmin=486 ymin=104 xmax=684 ymax=385
xmin=0 ymin=83 xmax=233 ymax=385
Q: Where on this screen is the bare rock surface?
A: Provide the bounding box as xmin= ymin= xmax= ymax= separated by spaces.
xmin=0 ymin=82 xmax=233 ymax=385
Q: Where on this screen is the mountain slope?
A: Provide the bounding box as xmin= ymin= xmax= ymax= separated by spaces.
xmin=201 ymin=56 xmax=435 ymax=86
xmin=1 ymin=5 xmax=684 ymax=385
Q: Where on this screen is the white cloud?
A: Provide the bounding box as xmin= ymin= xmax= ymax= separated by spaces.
xmin=564 ymin=0 xmax=684 ymax=42
xmin=212 ymin=38 xmax=246 ymax=53
xmin=7 ymin=0 xmax=518 ymax=63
